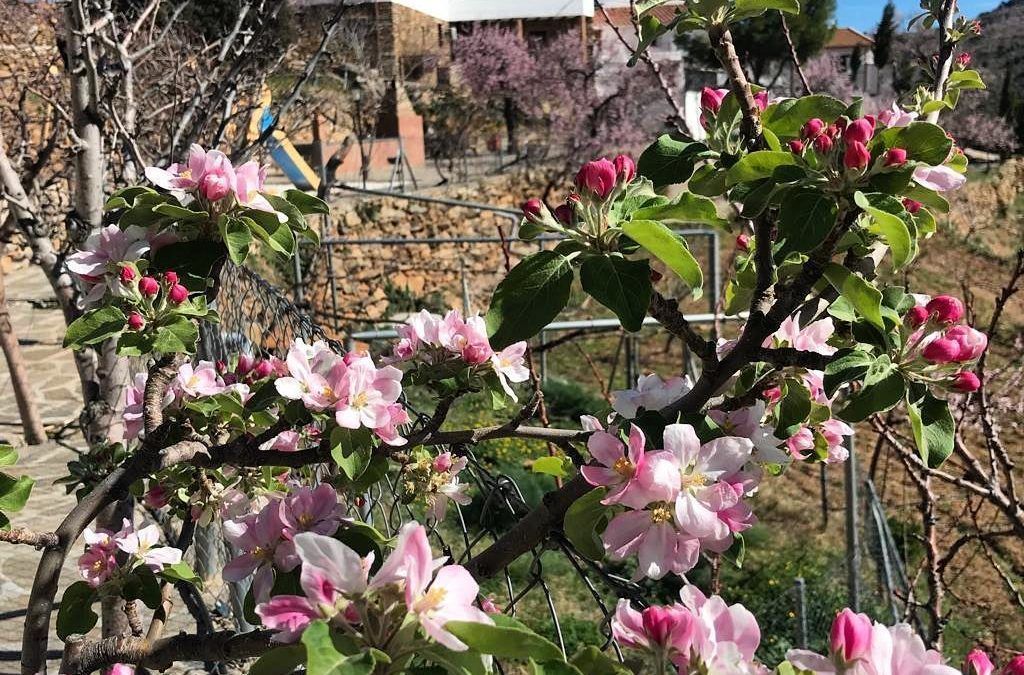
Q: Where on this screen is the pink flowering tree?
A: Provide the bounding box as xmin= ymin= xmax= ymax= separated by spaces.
xmin=1 ymin=1 xmax=1022 ymax=674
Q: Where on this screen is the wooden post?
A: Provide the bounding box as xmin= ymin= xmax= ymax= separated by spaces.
xmin=0 ymin=264 xmax=46 ymax=444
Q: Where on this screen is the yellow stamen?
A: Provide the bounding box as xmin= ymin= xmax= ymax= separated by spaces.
xmin=681 ymin=472 xmax=708 ymax=490
xmin=650 ymin=503 xmax=674 ymax=524
xmin=413 ymin=586 xmax=448 ymax=614
xmin=351 ymin=391 xmax=369 ymax=408
xmin=613 ymin=456 xmax=635 ymax=478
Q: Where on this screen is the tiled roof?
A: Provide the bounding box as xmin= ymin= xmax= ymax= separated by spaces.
xmin=827 ymin=27 xmax=875 ymax=49
xmin=594 ymin=2 xmax=685 ymax=26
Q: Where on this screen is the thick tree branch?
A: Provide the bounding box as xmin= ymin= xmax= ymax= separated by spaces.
xmin=61 ymin=629 xmax=273 ymax=674
xmin=707 ymin=22 xmax=762 ymax=147
xmin=926 ymin=0 xmax=959 ymax=124
xmin=0 ymin=527 xmax=59 ymax=549
xmin=649 ymin=291 xmax=715 ymax=361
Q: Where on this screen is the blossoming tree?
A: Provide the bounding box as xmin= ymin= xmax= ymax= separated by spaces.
xmin=1 ymin=0 xmax=1021 ymax=674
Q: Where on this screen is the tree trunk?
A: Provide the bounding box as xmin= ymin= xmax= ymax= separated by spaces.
xmin=0 ymin=264 xmax=46 ymax=445
xmin=503 ymin=97 xmax=519 ymax=154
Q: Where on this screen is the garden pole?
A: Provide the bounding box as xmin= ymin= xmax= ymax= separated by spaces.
xmin=844 ymin=434 xmax=861 ymax=611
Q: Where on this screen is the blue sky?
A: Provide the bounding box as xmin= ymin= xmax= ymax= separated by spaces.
xmin=835 ymin=0 xmax=1002 ymax=32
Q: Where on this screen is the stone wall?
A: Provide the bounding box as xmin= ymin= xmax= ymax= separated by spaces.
xmin=304 ymin=171 xmax=554 ymax=330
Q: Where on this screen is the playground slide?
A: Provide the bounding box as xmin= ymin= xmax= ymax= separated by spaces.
xmin=253 ymin=90 xmax=321 ymax=191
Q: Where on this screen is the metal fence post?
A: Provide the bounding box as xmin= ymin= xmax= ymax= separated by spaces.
xmin=794 ymin=576 xmax=808 ymax=649
xmin=844 ymin=434 xmax=861 ymax=612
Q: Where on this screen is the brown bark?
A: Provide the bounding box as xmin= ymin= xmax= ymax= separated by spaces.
xmin=0 ymin=264 xmax=46 ymax=444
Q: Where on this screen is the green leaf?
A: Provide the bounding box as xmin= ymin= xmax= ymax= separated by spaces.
xmin=251 ymin=645 xmax=306 ymax=675
xmin=124 ymin=566 xmax=163 ymax=609
xmin=688 ymin=165 xmax=728 ymax=196
xmin=63 ymin=306 xmax=127 ymax=349
xmin=563 ymin=487 xmax=609 ymax=561
xmin=529 ymin=660 xmax=584 ymax=675
xmin=777 ymin=189 xmax=837 ymax=256
xmin=733 ymin=0 xmax=800 ymax=18
xmin=267 ymin=194 xmax=309 ymax=233
xmin=56 ymin=581 xmax=98 ymax=639
xmin=151 ymin=316 xmax=199 ymax=354
xmin=822 ymin=263 xmax=883 ymax=330
xmin=579 ymin=255 xmax=651 ymax=332
xmin=569 ymin=647 xmax=629 ymax=675
xmin=907 ymin=392 xmax=955 ymax=468
xmin=823 ymin=349 xmax=873 ymax=397
xmin=0 ymin=473 xmax=33 ymax=512
xmin=219 ymin=217 xmax=253 ymax=265
xmin=620 ymin=219 xmax=703 ymax=296
xmin=892 ymin=122 xmax=954 ymax=166
xmin=946 ymin=69 xmax=986 ymax=90
xmin=159 ymin=561 xmax=203 ymax=589
xmin=245 ymin=210 xmax=297 ymax=257
xmin=630 ymin=192 xmax=727 ymax=229
xmin=726 ymin=151 xmax=797 ymax=185
xmin=302 ymin=620 xmax=376 ymax=675
xmin=445 ymin=614 xmax=563 ymax=663
xmin=418 ymin=647 xmax=490 ymax=675
xmin=776 ymin=379 xmax=812 ymax=437
xmin=153 ymin=202 xmax=210 ymax=223
xmin=283 ymin=189 xmax=331 ymax=215
xmin=532 ymin=456 xmax=572 ymax=479
xmin=151 ymin=240 xmax=226 ymax=291
xmin=330 ymin=427 xmax=373 ymax=480
xmin=485 ymin=251 xmax=573 ymax=349
xmin=853 ymin=192 xmax=914 ymax=269
xmin=761 ymin=94 xmax=845 ymax=138
xmin=636 ymin=135 xmax=708 ymax=187
xmin=838 ymin=355 xmax=906 ymax=422
xmin=0 ymin=445 xmax=18 ymax=467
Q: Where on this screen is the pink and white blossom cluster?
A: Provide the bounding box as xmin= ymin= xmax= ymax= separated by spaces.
xmin=612 ymin=584 xmax=765 ymax=674
xmin=145 ymin=144 xmax=280 ymax=215
xmin=582 ymin=419 xmax=760 ymax=580
xmin=66 ymin=225 xmax=175 ymax=305
xmin=255 ymin=522 xmax=492 ymax=651
xmin=275 ymin=338 xmax=410 ymax=445
xmin=399 ymin=451 xmax=472 ymax=522
xmin=223 ymin=484 xmax=344 ymax=601
xmin=78 ymin=519 xmax=183 ymax=588
xmin=611 ymin=373 xmax=692 ymax=419
xmin=390 ymin=309 xmax=530 ymax=401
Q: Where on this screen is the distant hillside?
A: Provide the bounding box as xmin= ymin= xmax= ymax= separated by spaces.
xmin=971 ymin=0 xmax=1024 ymax=88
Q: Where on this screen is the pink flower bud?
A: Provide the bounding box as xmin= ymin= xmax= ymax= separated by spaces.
xmin=343 ymin=603 xmax=361 ymax=625
xmin=143 ymin=484 xmax=169 ymax=509
xmin=964 ymin=649 xmax=995 ymax=675
xmin=613 ymin=154 xmax=636 ymax=183
xmin=843 ymin=118 xmax=875 ymax=144
xmin=843 ymin=141 xmax=871 ymax=169
xmin=164 ymin=271 xmax=179 ymax=285
xmin=763 ymin=386 xmax=783 ymax=406
xmin=801 ymin=118 xmax=826 ymax=139
xmin=118 ymin=266 xmax=136 ymax=283
xmin=521 ymin=198 xmax=544 ymax=221
xmin=575 ymin=158 xmax=618 ymax=200
xmin=903 ymin=198 xmax=922 ymax=214
xmin=640 ymin=606 xmax=694 ymax=647
xmin=905 ymin=305 xmax=930 ymax=327
xmin=199 ymin=172 xmax=231 ymax=202
xmin=1003 ymin=655 xmax=1024 ymax=675
xmin=236 ymin=354 xmax=256 ymax=376
xmin=126 ymin=312 xmax=145 ymax=331
xmin=736 ymin=233 xmax=751 ymax=252
xmin=922 ymin=337 xmax=962 ymax=364
xmin=553 ymin=204 xmax=574 ymax=225
xmin=700 ymin=87 xmax=728 ymax=115
xmin=168 ymin=283 xmax=189 ymax=304
xmin=138 ymin=276 xmax=160 ymax=297
xmin=956 ymin=52 xmax=972 ymax=68
xmin=925 ymin=295 xmax=964 ymax=324
xmin=945 ymin=324 xmax=987 ymax=361
xmin=789 ymin=140 xmax=805 ymax=154
xmin=813 ymin=134 xmax=834 ymax=153
xmin=952 ymin=371 xmax=981 ymax=393
xmin=432 ymin=452 xmax=454 ymax=473
xmin=480 ymin=596 xmax=501 ymax=614
xmin=830 ymin=609 xmax=873 ymax=663
xmin=753 ymin=90 xmax=769 ymax=111
xmin=885 ymin=148 xmax=908 ymax=166
xmin=251 ymin=360 xmax=273 ymax=379
xmin=970 ymin=20 xmax=982 ymax=35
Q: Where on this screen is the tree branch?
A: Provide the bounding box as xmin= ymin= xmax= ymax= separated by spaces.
xmin=649 ymin=290 xmax=715 ymax=361
xmin=0 ymin=527 xmax=59 ymax=550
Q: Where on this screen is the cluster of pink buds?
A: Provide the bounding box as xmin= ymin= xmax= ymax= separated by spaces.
xmin=699 ymin=86 xmax=768 ymax=129
xmin=902 ymin=295 xmax=987 ymax=392
xmin=956 ymin=52 xmax=972 ymax=69
xmin=217 ymin=353 xmax=287 ymax=387
xmin=519 ymin=154 xmax=637 ymax=243
xmin=790 ymin=115 xmax=905 ymax=173
xmin=123 ymin=269 xmax=190 ymax=332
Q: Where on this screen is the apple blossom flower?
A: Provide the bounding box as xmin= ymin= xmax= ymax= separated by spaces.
xmin=771 ymin=316 xmax=837 ymax=355
xmin=843 ymin=140 xmax=871 ymax=169
xmin=261 ymin=430 xmax=301 ymax=453
xmin=708 ymin=402 xmax=789 ymax=464
xmin=844 ymin=118 xmax=875 ymax=144
xmin=121 ymin=372 xmax=176 ymax=441
xmin=439 ymin=311 xmax=492 ymax=365
xmin=925 ymin=295 xmax=965 ymax=323
xmin=67 ymin=225 xmax=156 ymax=304
xmin=1003 ymin=655 xmax=1024 ymax=674
xmin=424 ymin=452 xmax=472 ymax=521
xmin=903 ymin=198 xmax=923 ymax=214
xmin=945 ymin=324 xmax=987 ymax=361
xmin=701 ymin=87 xmax=729 ymax=114
xmin=224 ymin=505 xmax=287 ymax=601
xmin=143 ymin=483 xmax=169 ymax=509
xmin=175 ymin=361 xmax=225 ymax=398
xmin=490 ymin=341 xmax=530 ymax=400
xmin=334 ymin=358 xmax=403 ymax=430
xmin=611 ymin=599 xmax=698 ymax=667
xmin=78 ymin=545 xmax=119 ymax=587
xmin=234 ymin=160 xmax=279 ymax=215
xmin=581 ymin=424 xmax=661 ymax=509
xmin=404 ymin=546 xmax=493 ymax=651
xmin=813 ymin=133 xmax=834 ymax=153
xmin=885 ymin=147 xmax=908 ymax=166
xmin=602 ymin=502 xmax=701 ymax=579
xmin=831 ymin=608 xmax=873 ymax=663
xmin=611 ymin=372 xmax=692 ymax=419
xmin=168 ymin=283 xmax=189 ymax=304
xmin=913 ymin=165 xmax=967 ymax=192
xmin=115 ymin=522 xmax=183 ymax=571
xmin=789 ymin=140 xmax=805 ymax=153
xmin=965 ymin=649 xmax=995 ymax=675
xmin=679 ymin=584 xmax=763 ymax=672
xmin=753 ymin=90 xmax=769 ymax=111
xmin=878 ymin=101 xmax=918 ymax=128
xmin=372 ymin=402 xmax=411 ymax=446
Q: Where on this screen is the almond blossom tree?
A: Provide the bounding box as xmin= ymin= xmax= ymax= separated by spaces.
xmin=1 ymin=0 xmax=1022 ymax=674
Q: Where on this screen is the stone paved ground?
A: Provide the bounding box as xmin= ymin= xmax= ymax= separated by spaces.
xmin=0 ymin=266 xmax=218 ymax=674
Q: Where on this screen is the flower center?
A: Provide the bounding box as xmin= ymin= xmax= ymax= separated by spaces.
xmin=613 ymin=456 xmax=635 ymax=478
xmin=92 ymin=559 xmax=106 ymax=572
xmin=681 ymin=471 xmax=708 ymax=490
xmin=413 ymin=586 xmax=447 ymax=614
xmin=320 ymin=385 xmax=334 ymax=399
xmin=351 ymin=391 xmax=369 ymax=409
xmin=298 ymin=513 xmax=313 ymax=527
xmin=649 ymin=503 xmax=674 ymax=524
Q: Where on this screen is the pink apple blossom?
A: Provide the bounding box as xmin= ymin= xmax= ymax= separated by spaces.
xmin=490 ymin=341 xmax=530 ymax=400
xmin=274 ymin=339 xmax=345 ymax=411
xmin=709 ymin=403 xmax=788 ymax=464
xmin=78 ymin=545 xmax=119 ymax=588
xmin=965 ymin=648 xmax=995 ymax=675
xmin=611 ymin=373 xmax=692 ymax=419
xmin=878 ymin=101 xmax=918 ymax=128
xmin=439 ymin=311 xmax=492 ymax=365
xmin=575 ymin=158 xmax=618 ymax=200
xmin=175 ymin=361 xmax=225 ymax=398
xmin=945 ymin=324 xmax=988 ymax=361
xmin=770 ymin=315 xmax=837 ymax=355
xmin=224 ymin=505 xmax=287 ymax=601
xmin=234 ymin=160 xmax=278 ymax=214
xmin=334 ymin=357 xmax=403 ymax=430
xmin=405 ymin=551 xmax=493 ymax=651
xmin=67 ymin=225 xmax=154 ymax=304
xmin=115 ymin=522 xmax=182 ymax=571
xmin=611 ymin=599 xmax=698 ymax=666
xmin=581 ymin=424 xmax=659 ymax=509
xmin=913 ymin=165 xmax=967 ymax=192
xmin=425 ymin=453 xmax=472 ymax=521
xmin=602 ymin=503 xmax=700 ymax=579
